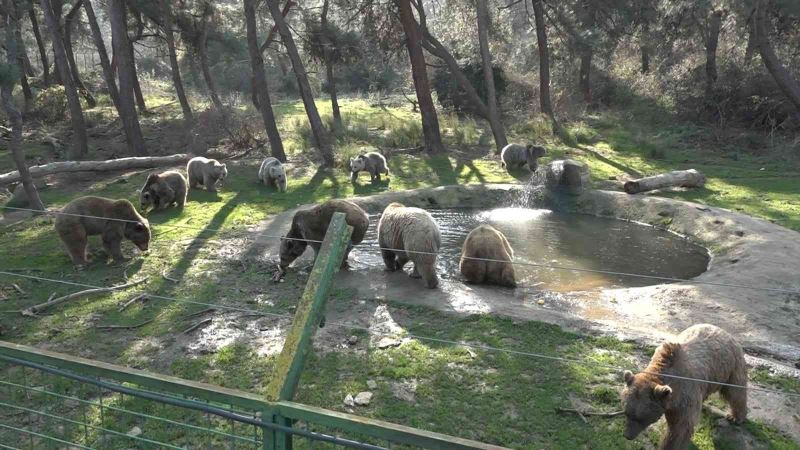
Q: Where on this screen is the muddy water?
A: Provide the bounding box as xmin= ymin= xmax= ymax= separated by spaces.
xmin=351 ymin=207 xmax=709 ymax=292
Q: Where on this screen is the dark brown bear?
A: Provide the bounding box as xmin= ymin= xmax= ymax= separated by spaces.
xmin=459 ymin=225 xmax=516 ymax=287
xmin=55 ymin=196 xmax=151 ymax=266
xmin=274 ymin=199 xmax=369 ymax=278
xmin=621 ymin=324 xmax=748 ymax=450
xmin=139 ymin=170 xmax=188 ymax=211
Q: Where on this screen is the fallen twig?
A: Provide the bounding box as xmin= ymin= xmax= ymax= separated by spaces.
xmin=182 ymin=318 xmax=212 ymax=334
xmin=22 ymin=279 xmax=147 ymax=316
xmin=10 ymin=284 xmax=25 ymax=295
xmin=178 ymin=308 xmax=216 ymax=321
xmin=161 ymin=272 xmax=178 ymax=283
xmin=555 ymin=407 xmax=624 ymax=419
xmin=95 ymin=319 xmax=154 ymax=331
xmin=118 ymin=293 xmax=148 ymax=312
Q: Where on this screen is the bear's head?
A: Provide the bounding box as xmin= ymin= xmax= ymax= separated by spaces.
xmin=278 ymin=215 xmax=310 ymax=268
xmin=139 ymin=189 xmax=157 ymax=211
xmin=620 ymin=370 xmax=672 ymax=440
xmin=213 ymin=162 xmax=228 ymax=182
xmin=125 ymin=220 xmax=151 ymax=252
xmin=270 ymin=165 xmax=287 ymax=192
xmin=350 ymin=156 xmax=366 ymax=172
xmin=525 ymin=145 xmax=546 ymax=171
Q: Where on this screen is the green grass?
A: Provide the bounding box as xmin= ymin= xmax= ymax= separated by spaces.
xmin=1 ymin=96 xmax=798 ymax=448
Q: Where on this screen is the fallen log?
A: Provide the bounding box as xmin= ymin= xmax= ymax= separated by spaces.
xmin=624 ymin=169 xmax=706 ymax=194
xmin=0 ymin=154 xmax=194 ymax=186
xmin=22 ymin=278 xmax=146 ymax=315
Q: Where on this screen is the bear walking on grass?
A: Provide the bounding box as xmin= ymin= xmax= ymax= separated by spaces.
xmin=621 ymin=323 xmax=748 ymax=450
xmin=258 ymin=157 xmax=288 ymax=192
xmin=139 ymin=170 xmax=188 ymax=211
xmin=377 ymin=202 xmax=441 ymax=289
xmin=460 ymin=224 xmax=516 ymax=287
xmin=187 ymin=157 xmax=227 ymax=192
xmin=350 ymin=152 xmax=389 ymax=183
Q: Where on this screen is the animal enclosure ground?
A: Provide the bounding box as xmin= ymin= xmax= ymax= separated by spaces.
xmin=1 ymin=96 xmax=799 ymax=448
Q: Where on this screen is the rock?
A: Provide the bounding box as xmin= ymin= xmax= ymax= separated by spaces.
xmin=712 ymin=419 xmax=767 ymax=450
xmin=390 ymin=381 xmax=417 ymax=403
xmin=354 ymin=391 xmax=373 ymax=406
xmin=126 ymin=426 xmax=142 ymax=437
xmin=376 ymin=337 xmax=402 ymax=349
xmin=343 ymin=394 xmax=355 ymax=407
xmin=367 ymin=380 xmax=378 ymax=390
xmin=347 ymin=335 xmax=359 ymax=345
xmin=537 ymin=299 xmax=545 ymax=305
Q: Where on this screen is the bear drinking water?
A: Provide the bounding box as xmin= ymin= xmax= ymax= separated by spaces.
xmin=459 ymin=224 xmax=516 ymax=287
xmin=377 ymin=202 xmax=441 ymax=289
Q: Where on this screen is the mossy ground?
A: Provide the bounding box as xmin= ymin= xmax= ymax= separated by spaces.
xmin=0 ymin=95 xmax=798 ymax=448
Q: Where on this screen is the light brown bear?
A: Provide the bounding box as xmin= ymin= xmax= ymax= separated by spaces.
xmin=621 ymin=324 xmax=747 ymax=450
xmin=377 ymin=202 xmax=441 ymax=289
xmin=459 ymin=225 xmax=516 ymax=287
xmin=275 ymin=199 xmax=369 ymax=279
xmin=187 ymin=156 xmax=227 ymax=192
xmin=500 ymin=143 xmax=546 ymax=171
xmin=139 ymin=170 xmax=188 ymax=211
xmin=55 ymin=196 xmax=150 ymax=265
xmin=350 ymin=152 xmax=389 ymax=183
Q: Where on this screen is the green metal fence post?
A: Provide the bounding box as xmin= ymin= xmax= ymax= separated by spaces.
xmin=265 ymin=212 xmax=353 ymax=449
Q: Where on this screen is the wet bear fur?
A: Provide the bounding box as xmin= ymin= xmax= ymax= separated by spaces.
xmin=621 ymin=324 xmax=748 ymax=450
xmin=279 ymin=199 xmax=369 ymax=270
xmin=500 ymin=143 xmax=546 ymax=171
xmin=258 ymin=157 xmax=288 ymax=192
xmin=377 ymin=202 xmax=441 ymax=289
xmin=350 ymin=152 xmax=389 ymax=183
xmin=459 ymin=225 xmax=516 ymax=287
xmin=55 ymin=196 xmax=151 ymax=265
xmin=139 ymin=170 xmax=188 ymax=211
xmin=187 ymin=156 xmax=227 ymax=192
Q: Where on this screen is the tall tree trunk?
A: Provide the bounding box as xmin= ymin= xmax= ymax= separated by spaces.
xmin=40 ymin=0 xmax=88 ymax=158
xmin=531 ymin=0 xmax=561 ymax=133
xmin=163 ymin=4 xmax=193 ymax=125
xmin=267 ymin=0 xmax=334 ymax=167
xmin=578 ymin=0 xmax=596 ymax=105
xmin=476 ymin=0 xmax=507 ymax=153
xmin=84 ymin=0 xmax=120 ymax=110
xmin=396 ymin=0 xmax=444 ymax=153
xmin=3 ymin=0 xmax=45 ymax=211
xmin=744 ymin=28 xmax=757 ymax=65
xmin=128 ymin=39 xmax=147 ymax=112
xmin=640 ymin=21 xmax=650 ymax=73
xmin=197 ymin=24 xmax=225 ymax=113
xmin=109 ymin=0 xmax=148 ymax=155
xmin=260 ymin=0 xmax=294 ymax=54
xmin=64 ymin=0 xmax=96 ymax=107
xmin=28 ymin=5 xmax=50 ymax=85
xmin=13 ymin=4 xmax=33 ymax=113
xmin=320 ymin=0 xmax=342 ymax=127
xmin=705 ymin=10 xmax=722 ymax=99
xmin=244 ymin=0 xmax=286 ymax=162
xmin=751 ymin=0 xmax=800 ymax=114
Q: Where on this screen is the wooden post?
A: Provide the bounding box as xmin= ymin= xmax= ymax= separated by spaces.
xmin=265 ymin=212 xmax=353 ymax=448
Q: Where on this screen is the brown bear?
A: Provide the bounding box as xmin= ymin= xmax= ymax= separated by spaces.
xmin=187 ymin=156 xmax=227 ymax=192
xmin=500 ymin=143 xmax=546 ymax=171
xmin=377 ymin=202 xmax=441 ymax=288
xmin=459 ymin=225 xmax=516 ymax=287
xmin=350 ymin=152 xmax=389 ymax=183
xmin=621 ymin=324 xmax=748 ymax=450
xmin=139 ymin=170 xmax=188 ymax=211
xmin=275 ymin=199 xmax=369 ymax=278
xmin=55 ymin=196 xmax=151 ymax=266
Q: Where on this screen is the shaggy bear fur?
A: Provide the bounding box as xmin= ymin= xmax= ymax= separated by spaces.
xmin=187 ymin=157 xmax=227 ymax=192
xmin=139 ymin=170 xmax=188 ymax=211
xmin=459 ymin=225 xmax=516 ymax=287
xmin=500 ymin=143 xmax=546 ymax=171
xmin=621 ymin=324 xmax=748 ymax=449
xmin=350 ymin=152 xmax=389 ymax=183
xmin=258 ymin=157 xmax=288 ymax=192
xmin=377 ymin=202 xmax=441 ymax=288
xmin=55 ymin=196 xmax=150 ymax=265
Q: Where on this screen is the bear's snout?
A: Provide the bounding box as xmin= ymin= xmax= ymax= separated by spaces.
xmin=623 ymin=421 xmax=645 ymax=440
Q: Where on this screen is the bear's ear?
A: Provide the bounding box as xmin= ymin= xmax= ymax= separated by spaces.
xmin=652 ymin=385 xmax=672 ymax=402
xmin=623 ymin=370 xmax=635 ymax=386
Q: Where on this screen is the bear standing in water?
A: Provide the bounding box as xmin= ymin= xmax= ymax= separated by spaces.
xmin=621 ymin=324 xmax=747 ymax=449
xmin=55 ymin=196 xmax=151 ymax=266
xmin=377 ymin=202 xmax=441 ymax=288
xmin=460 ymin=225 xmax=516 ymax=287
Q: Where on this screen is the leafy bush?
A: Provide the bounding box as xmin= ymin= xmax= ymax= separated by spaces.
xmin=33 ymin=86 xmax=68 ymax=122
xmin=432 ymin=62 xmax=508 ymax=114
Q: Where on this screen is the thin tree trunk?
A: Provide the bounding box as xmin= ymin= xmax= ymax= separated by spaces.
xmin=64 ymin=0 xmax=96 ymax=107
xmin=84 ymin=0 xmax=120 ymax=110
xmin=578 ymin=0 xmax=595 ymax=105
xmin=13 ymin=4 xmax=33 ymax=113
xmin=476 ymin=0 xmax=507 ymax=153
xmin=751 ymin=0 xmax=800 ymax=114
xmin=128 ymin=39 xmax=147 ymax=112
xmin=320 ymin=0 xmax=342 ymax=127
xmin=267 ymin=0 xmax=334 ymax=167
xmin=3 ymin=0 xmax=45 ymax=211
xmin=396 ymin=0 xmax=444 ymax=153
xmin=29 ymin=5 xmax=50 ymax=85
xmin=40 ymin=0 xmax=88 ymax=158
xmin=163 ymin=4 xmax=193 ymax=125
xmin=244 ymin=0 xmax=286 ymax=162
xmin=705 ymin=10 xmax=722 ymax=99
xmin=197 ymin=24 xmax=225 ymax=113
xmin=531 ymin=0 xmax=561 ymax=133
xmin=109 ymin=0 xmax=148 ymax=155
xmin=260 ymin=0 xmax=294 ymax=54
xmin=640 ymin=20 xmax=650 ymax=73
xmin=744 ymin=29 xmax=757 ymax=65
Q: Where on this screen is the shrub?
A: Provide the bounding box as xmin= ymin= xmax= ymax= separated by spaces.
xmin=432 ymin=62 xmax=508 ymax=115
xmin=33 ymin=86 xmax=68 ymax=122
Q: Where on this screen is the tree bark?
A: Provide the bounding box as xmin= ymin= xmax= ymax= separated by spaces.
xmin=704 ymin=10 xmax=722 ymax=99
xmin=320 ymin=0 xmax=342 ymax=127
xmin=128 ymin=15 xmax=147 ymax=113
xmin=2 ymin=0 xmax=45 ymax=211
xmin=623 ymin=169 xmax=706 ymax=194
xmin=260 ymin=0 xmax=294 ymax=54
xmin=109 ymin=0 xmax=148 ymax=155
xmin=476 ymin=0 xmax=507 ymax=153
xmin=531 ymin=0 xmax=560 ymax=132
xmin=64 ymin=0 xmax=96 ymax=107
xmin=0 ymin=154 xmax=193 ymax=185
xmin=13 ymin=4 xmax=33 ymax=114
xmin=163 ymin=3 xmax=193 ymax=125
xmin=28 ymin=5 xmax=50 ymax=85
xmin=396 ymin=0 xmax=444 ymax=154
xmin=197 ymin=21 xmax=225 ymax=113
xmin=578 ymin=0 xmax=595 ymax=105
xmin=40 ymin=0 xmax=88 ymax=158
xmin=267 ymin=0 xmax=334 ymax=167
xmin=751 ymin=0 xmax=800 ymax=114
xmin=640 ymin=20 xmax=650 ymax=73
xmin=244 ymin=0 xmax=286 ymax=162
xmin=83 ymin=0 xmax=120 ymax=110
